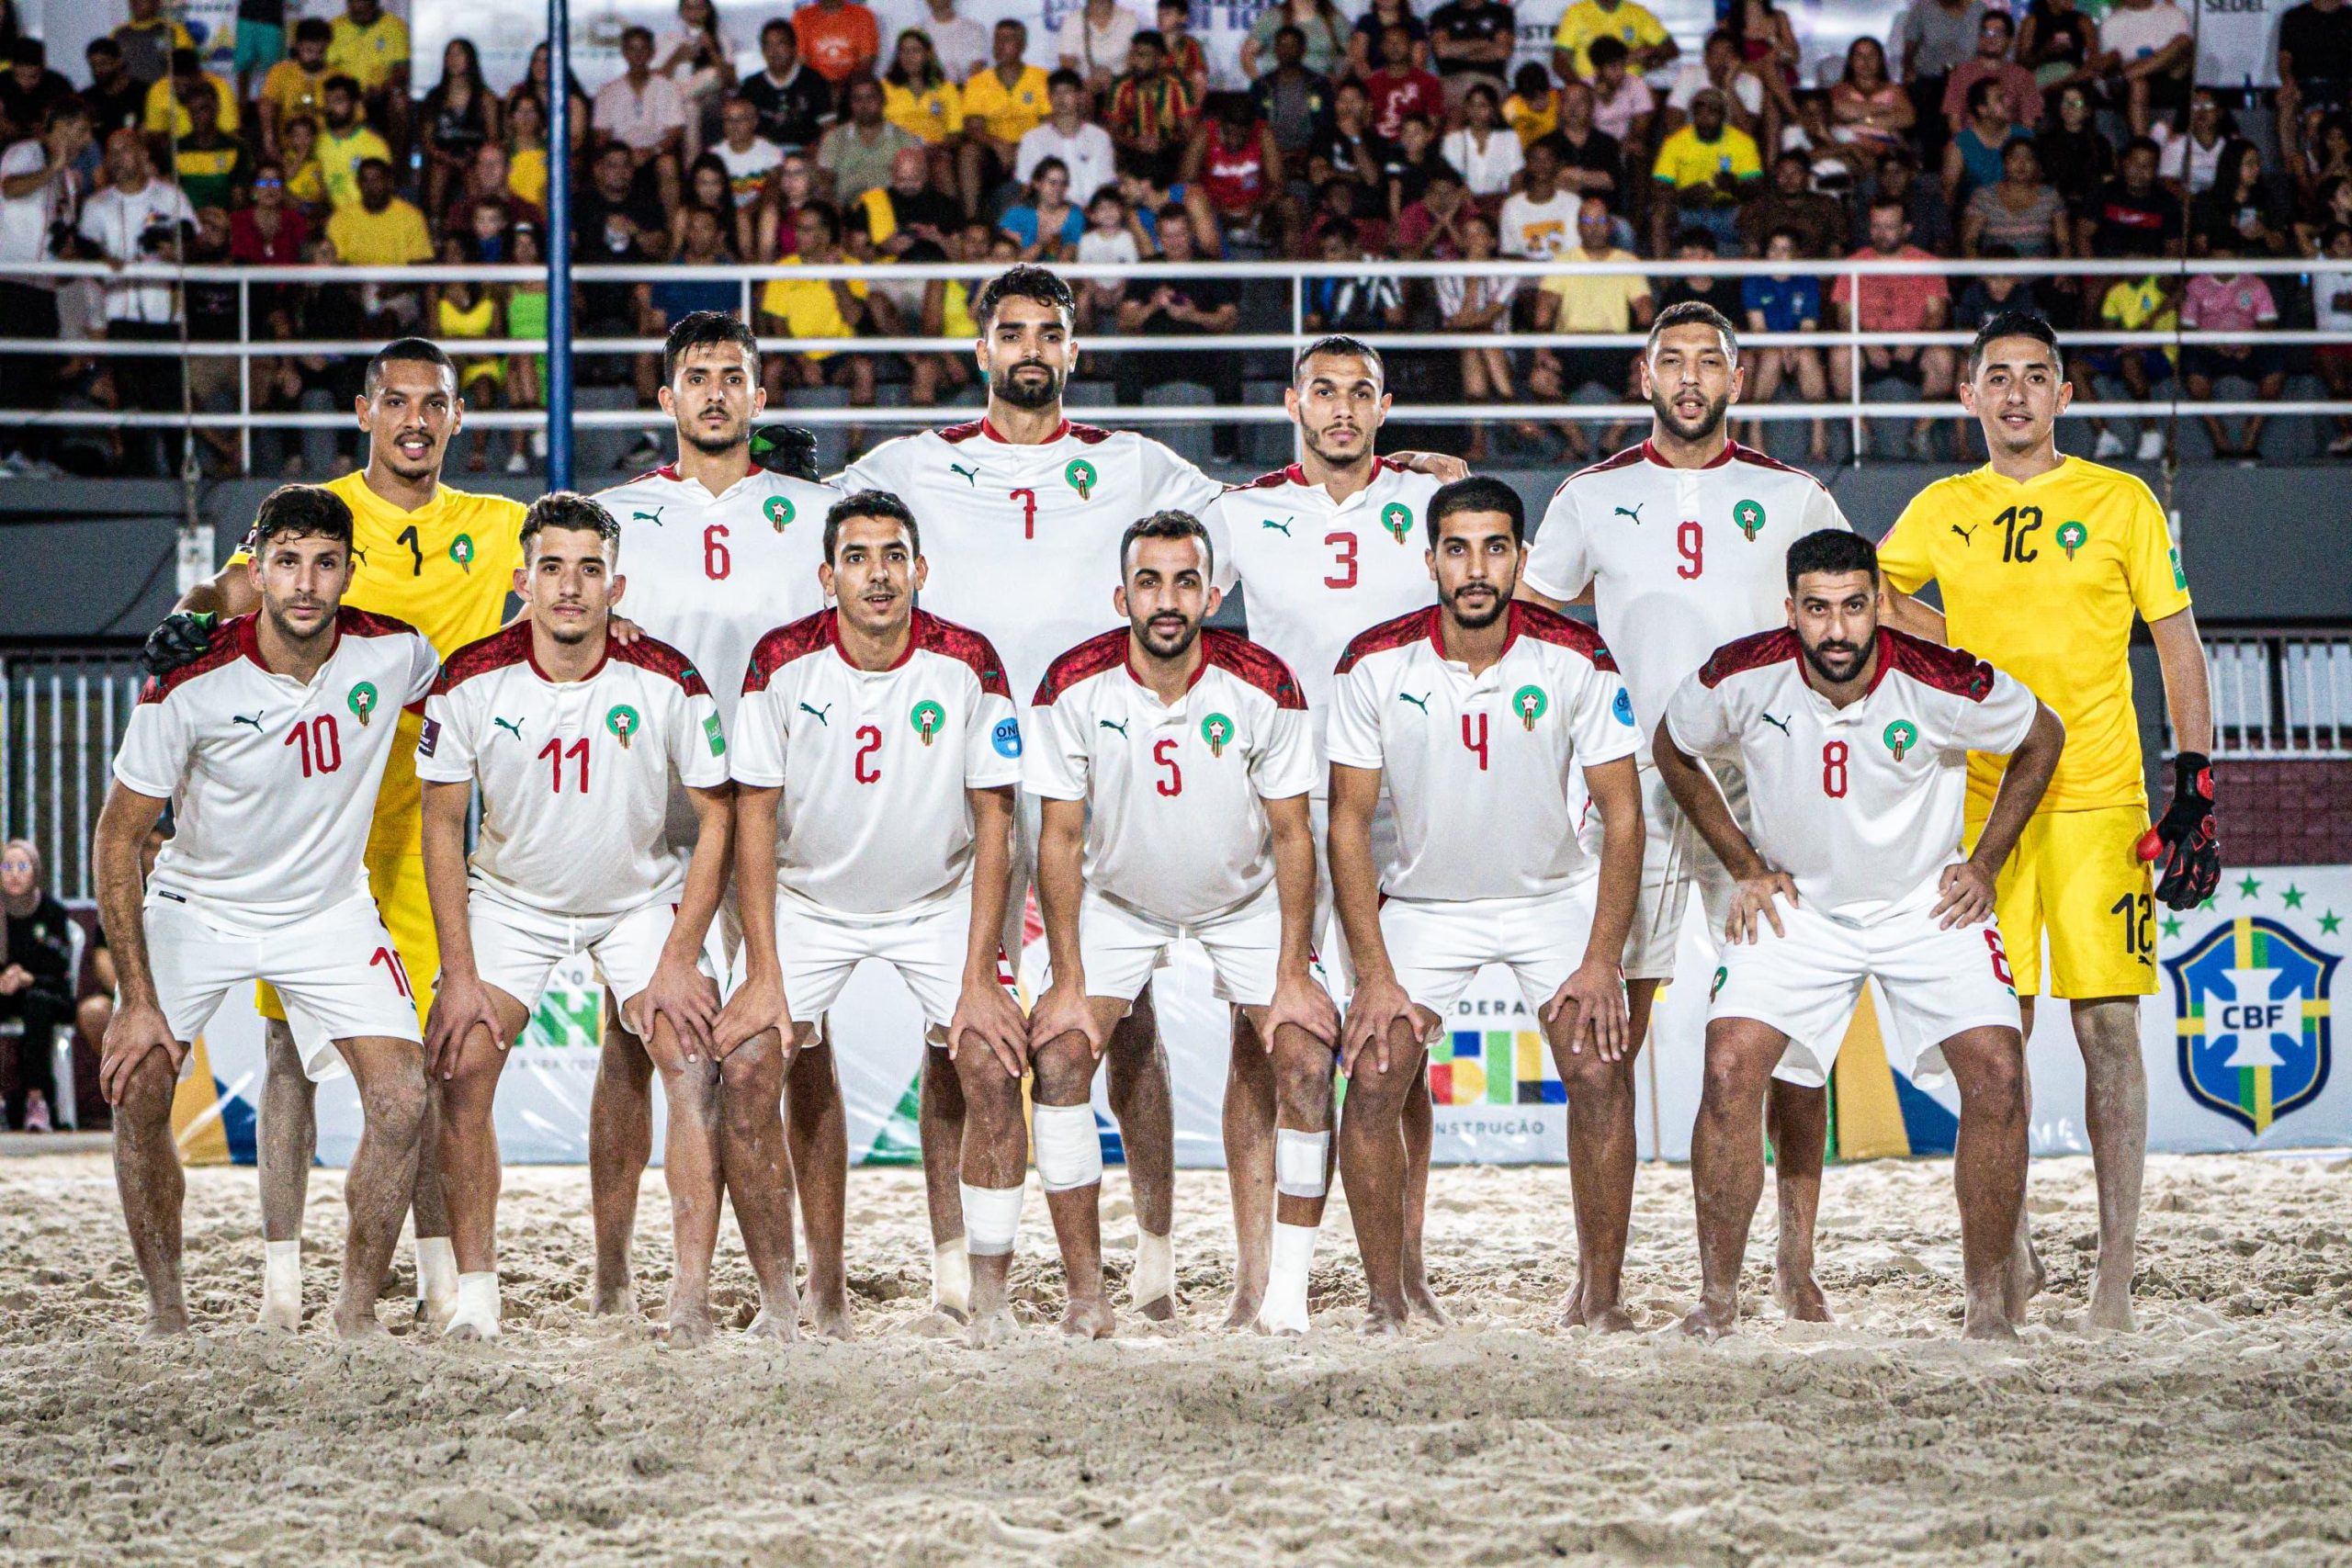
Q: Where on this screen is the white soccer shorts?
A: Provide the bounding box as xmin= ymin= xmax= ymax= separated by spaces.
xmin=1580 ymin=757 xmax=1752 ymax=982
xmin=1077 ymin=883 xmax=1285 ymax=1009
xmin=1308 ymin=790 xmax=1401 ymax=996
xmin=1706 ymin=895 xmax=2022 ymax=1090
xmin=469 ymin=896 xmax=723 ymax=1022
xmin=769 ymin=891 xmax=978 ymax=1034
xmin=1378 ymin=882 xmax=1600 ymax=1021
xmin=146 ymin=891 xmax=421 ymax=1081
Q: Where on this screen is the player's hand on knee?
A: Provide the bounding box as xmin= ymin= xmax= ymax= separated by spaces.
xmin=98 ymin=1001 xmax=180 ymax=1106
xmin=1933 ymin=858 xmax=1998 ymax=929
xmin=1726 ymin=870 xmax=1798 ymax=945
xmin=949 ymin=973 xmax=1029 ymax=1077
xmin=711 ymin=971 xmax=788 ymax=1060
xmin=633 ymin=955 xmax=718 ymax=1064
xmin=1340 ymin=974 xmax=1415 ymax=1077
xmin=1027 ymin=981 xmax=1106 ymax=1061
xmin=425 ymin=975 xmax=506 ymax=1081
xmin=1544 ymin=957 xmax=1629 ymax=1060
xmin=1262 ymin=967 xmax=1340 ymax=1053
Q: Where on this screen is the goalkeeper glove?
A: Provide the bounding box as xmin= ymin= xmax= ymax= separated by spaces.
xmin=2137 ymin=751 xmax=2221 ymax=910
xmin=750 ymin=424 xmax=821 ymax=483
xmin=141 ymin=611 xmax=218 ymax=679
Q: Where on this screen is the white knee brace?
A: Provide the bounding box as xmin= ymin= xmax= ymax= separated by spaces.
xmin=1030 ymin=1101 xmax=1103 ymax=1193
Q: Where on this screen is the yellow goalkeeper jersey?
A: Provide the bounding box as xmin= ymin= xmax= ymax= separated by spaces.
xmin=1877 ymin=456 xmax=2192 ymax=813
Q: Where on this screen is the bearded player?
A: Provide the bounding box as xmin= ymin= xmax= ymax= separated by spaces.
xmin=718 ymin=491 xmax=1029 ymax=1348
xmin=416 ymin=495 xmax=734 ymax=1342
xmin=1327 ymin=479 xmax=1645 ymax=1334
xmin=1027 ymin=512 xmax=1338 ymax=1337
xmin=1204 ymin=336 xmax=1462 ymax=1328
xmin=1873 ymin=311 xmax=2217 ymax=1332
xmin=1658 ymin=530 xmax=2065 ymax=1340
xmin=1517 ymin=301 xmax=1879 ymax=1325
xmin=145 ymin=339 xmax=526 ymax=1332
xmin=592 ymin=312 xmax=843 ymax=1332
xmin=97 ymin=485 xmax=441 ymax=1337
xmin=836 ymin=265 xmax=1232 ymax=1324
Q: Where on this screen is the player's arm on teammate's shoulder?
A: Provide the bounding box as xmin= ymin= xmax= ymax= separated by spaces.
xmin=949 ymin=784 xmax=1029 ymax=1076
xmin=2143 ymin=604 xmax=2221 ymax=908
xmin=417 ymin=777 xmax=498 ymax=1079
xmin=91 ymin=783 xmax=176 ymax=1103
xmin=142 ymin=554 xmax=260 ymax=678
xmin=1555 ymin=752 xmax=1640 ymax=1059
xmin=1937 ymin=696 xmax=2065 ymax=929
xmin=1389 ymin=451 xmax=1469 ymax=483
xmin=1261 ymin=792 xmax=1340 ymax=1049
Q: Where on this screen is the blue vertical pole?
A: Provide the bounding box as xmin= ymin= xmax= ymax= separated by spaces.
xmin=546 ymin=0 xmax=573 ymax=490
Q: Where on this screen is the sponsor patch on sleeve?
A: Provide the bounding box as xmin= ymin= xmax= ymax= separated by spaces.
xmin=418 ymin=716 xmax=441 ymax=757
xmin=704 ymin=713 xmax=726 ymax=756
xmin=992 ymin=716 xmax=1023 ymax=759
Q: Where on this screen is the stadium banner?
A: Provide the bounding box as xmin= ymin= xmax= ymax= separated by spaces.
xmin=171 ymin=863 xmax=2348 ymax=1168
xmin=2192 ymin=0 xmax=2284 ymax=89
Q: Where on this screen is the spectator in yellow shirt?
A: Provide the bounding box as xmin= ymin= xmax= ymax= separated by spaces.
xmin=328 ymin=0 xmax=412 ymax=153
xmin=143 ymin=49 xmax=241 ymax=141
xmin=1527 ymin=194 xmax=1656 ymax=457
xmin=1648 ymin=87 xmax=1759 ymax=254
xmin=326 ymin=157 xmax=434 ymax=265
xmin=1552 ymin=0 xmax=1677 ymax=82
xmin=755 ymin=202 xmax=877 ymax=441
xmin=260 ymin=18 xmax=334 ymax=159
xmin=883 ymin=29 xmax=965 ymax=144
xmin=957 ymin=18 xmax=1052 ymax=213
xmin=317 ymin=76 xmax=392 ymax=211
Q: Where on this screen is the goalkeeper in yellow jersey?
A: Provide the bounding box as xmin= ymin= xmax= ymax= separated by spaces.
xmin=143 ymin=340 xmax=528 ymax=1333
xmin=1874 ymin=311 xmax=2217 ymax=1332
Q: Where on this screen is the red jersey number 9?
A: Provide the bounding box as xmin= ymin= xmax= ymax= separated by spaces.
xmin=1677 ymin=521 xmax=1703 ymax=580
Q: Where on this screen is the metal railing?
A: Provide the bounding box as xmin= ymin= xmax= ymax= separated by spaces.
xmin=2201 ymin=629 xmax=2352 ymax=760
xmin=0 ymin=649 xmax=147 ymax=905
xmin=11 ymin=255 xmax=2346 ymax=468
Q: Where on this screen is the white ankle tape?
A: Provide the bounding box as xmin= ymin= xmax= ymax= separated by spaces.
xmin=1274 ymin=1128 xmax=1329 ymax=1199
xmin=447 ymin=1271 xmax=502 ymax=1337
xmin=1260 ymin=1222 xmax=1317 ymax=1334
xmin=1031 ymin=1102 xmax=1102 ymax=1192
xmin=1133 ymin=1229 xmax=1174 ymax=1306
xmin=263 ymin=1239 xmax=300 ymax=1296
xmin=961 ymin=1182 xmax=1023 ymax=1257
xmin=414 ymin=1236 xmax=458 ymax=1304
xmin=932 ymin=1239 xmax=971 ymax=1314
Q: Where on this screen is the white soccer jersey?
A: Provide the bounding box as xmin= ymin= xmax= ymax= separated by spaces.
xmin=1208 ymin=458 xmax=1440 ymax=752
xmin=1026 ymin=628 xmax=1317 ymax=924
xmin=113 ymin=609 xmax=440 ymax=929
xmin=841 ymin=418 xmax=1227 ymax=707
xmin=414 ymin=624 xmax=730 ymax=919
xmin=1524 ymin=439 xmax=1851 ymax=761
xmin=1663 ymin=627 xmax=2040 ymax=923
xmin=594 ymin=463 xmax=839 ymax=726
xmin=733 ymin=608 xmax=1023 ymax=919
xmin=1326 ymin=603 xmax=1640 ymax=903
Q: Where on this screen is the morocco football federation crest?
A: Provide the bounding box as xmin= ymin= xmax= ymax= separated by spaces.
xmin=764 ymin=496 xmax=795 ymax=532
xmin=346 ymin=682 xmax=378 ymax=727
xmin=1512 ymin=685 xmax=1546 ymax=730
xmin=1201 ymin=712 xmax=1233 ymax=757
xmin=910 ymin=699 xmax=946 ymax=745
xmin=1380 ymin=502 xmax=1412 ymax=543
xmin=605 ymin=705 xmax=640 ymax=749
xmin=2165 ymin=915 xmax=2336 ymax=1136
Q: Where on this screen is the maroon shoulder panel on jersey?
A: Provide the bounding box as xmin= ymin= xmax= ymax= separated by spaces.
xmin=1066 ymin=423 xmax=1114 ymax=446
xmin=1696 ymin=628 xmax=1799 ymax=689
xmin=431 ymin=623 xmax=532 ymax=696
xmin=139 ymin=617 xmax=249 ymax=705
xmin=1334 ymin=607 xmax=1438 ymax=674
xmin=1510 ymin=602 xmax=1620 ymax=672
xmin=1033 ymin=628 xmax=1128 ymax=706
xmin=1724 ymin=441 xmax=1811 ymax=479
xmin=611 ymin=635 xmax=711 ymax=697
xmin=1202 ymin=629 xmax=1308 ymax=710
xmin=336 ymin=605 xmax=422 ymax=639
xmin=935 ymin=419 xmax=985 ymax=445
xmin=1226 ymin=465 xmax=1301 ymax=494
xmin=742 ymin=612 xmax=836 ymax=694
xmin=915 ymin=610 xmax=1014 ymax=698
xmin=1883 ymin=628 xmax=1998 ymax=701
xmin=1548 ymin=443 xmax=1647 ymax=500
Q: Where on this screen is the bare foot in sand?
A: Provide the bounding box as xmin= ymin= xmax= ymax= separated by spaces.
xmin=1962 ymin=1301 xmax=2019 ymax=1342
xmin=2087 ymin=1265 xmax=2136 ymax=1333
xmin=1679 ymin=1295 xmax=1737 ymax=1340
xmin=591 ymin=1273 xmax=637 ymax=1318
xmin=1359 ymin=1300 xmax=1409 ymax=1337
xmin=803 ymin=1289 xmax=855 ymax=1341
xmin=1405 ymin=1276 xmax=1453 ymax=1327
xmin=1773 ymin=1269 xmax=1832 ymax=1323
xmin=967 ymin=1307 xmax=1017 ymax=1348
xmin=256 ymin=1299 xmax=301 ymax=1334
xmin=666 ymin=1287 xmax=715 ymax=1348
xmin=2005 ymin=1231 xmax=2046 ymax=1324
xmin=745 ymin=1305 xmax=800 ymax=1344
xmin=141 ymin=1305 xmax=191 ymax=1339
xmin=1059 ymin=1297 xmax=1116 ymax=1339
xmin=1222 ymin=1288 xmax=1263 ymax=1330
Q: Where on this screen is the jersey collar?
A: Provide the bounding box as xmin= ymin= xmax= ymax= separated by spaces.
xmin=238 ymin=609 xmax=341 ymax=680
xmin=980 ymin=416 xmax=1070 ymax=444
xmin=1125 ymin=639 xmax=1209 ymax=702
xmin=1425 ymin=603 xmax=1521 ymax=664
xmin=1641 ymin=437 xmax=1736 ymax=469
xmin=526 ymin=631 xmax=610 ymax=683
xmin=829 ymin=611 xmax=920 ymax=673
xmin=653 ymin=460 xmax=768 ymax=502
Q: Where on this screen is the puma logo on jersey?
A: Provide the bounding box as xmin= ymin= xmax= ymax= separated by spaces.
xmin=1951 ymin=522 xmax=1977 ymax=543
xmin=1099 ymin=718 xmax=1129 ymax=739
xmin=1261 ymin=517 xmax=1293 ymax=536
xmin=633 ymin=508 xmax=664 ymax=526
xmin=950 ymin=463 xmax=981 ymax=486
xmin=798 ymin=702 xmax=832 ymax=727
xmin=1397 ymin=692 xmax=1430 ymax=714
xmin=1613 ymin=504 xmax=1644 ymax=525
xmin=231 ymin=711 xmax=265 ymax=732
xmin=1758 ymin=712 xmax=1792 ymax=735
xmin=492 ymin=716 xmax=525 ymax=740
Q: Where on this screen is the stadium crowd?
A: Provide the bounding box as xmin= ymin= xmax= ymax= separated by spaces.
xmin=1 ymin=0 xmax=2350 ymax=476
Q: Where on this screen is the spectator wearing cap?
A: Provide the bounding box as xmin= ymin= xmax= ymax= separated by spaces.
xmin=111 ymin=0 xmax=194 ymax=87
xmin=1942 ymin=10 xmax=2043 ymax=134
xmin=143 ymin=46 xmax=241 ymax=147
xmin=1107 ymin=32 xmax=1199 ymax=187
xmin=595 ymin=25 xmax=688 ymax=216
xmin=1058 ymin=0 xmax=1144 ymax=100
xmin=326 ymin=0 xmax=412 ymax=156
xmin=1827 ymin=196 xmax=1955 ymax=458
xmin=1249 ymin=25 xmax=1335 ymax=177
xmin=1651 ymin=85 xmax=1761 ymax=254
xmin=793 ymin=0 xmax=881 ymax=85
xmin=2180 ymin=232 xmax=2286 ymax=459
xmin=2099 ymin=0 xmax=2193 ymax=136
xmin=1738 ymin=149 xmax=1844 ymax=256
xmin=1019 ymin=69 xmax=1118 ymax=205
xmin=0 ymin=39 xmax=71 ymax=145
xmin=1529 ymin=194 xmax=1654 ymax=457
xmin=261 ymin=17 xmax=335 ymax=160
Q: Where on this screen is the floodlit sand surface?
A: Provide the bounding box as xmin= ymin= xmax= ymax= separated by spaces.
xmin=2 ymin=1151 xmax=2349 ymax=1566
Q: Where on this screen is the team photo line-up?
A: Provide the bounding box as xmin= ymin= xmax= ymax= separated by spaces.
xmin=93 ymin=261 xmax=2222 ymax=1347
